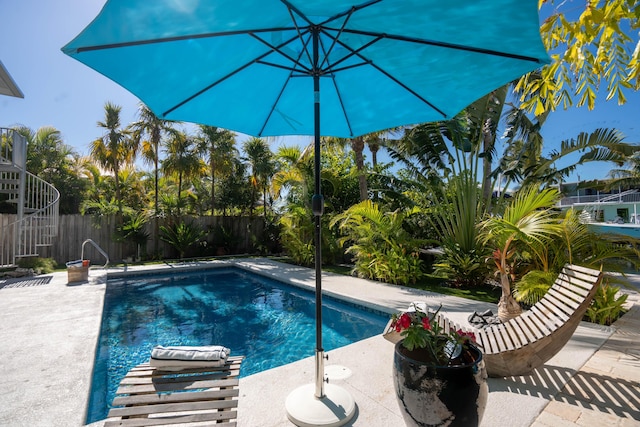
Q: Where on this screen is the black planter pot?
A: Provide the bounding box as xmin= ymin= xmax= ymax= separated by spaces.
xmin=393 ymin=341 xmax=488 ymax=427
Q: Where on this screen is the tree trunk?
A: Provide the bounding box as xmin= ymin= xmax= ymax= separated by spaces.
xmin=154 ymin=147 xmax=159 ymax=254
xmin=351 ymin=136 xmax=368 ymax=201
xmin=497 ymin=268 xmax=522 ymax=322
xmin=210 ymin=157 xmax=216 ymax=214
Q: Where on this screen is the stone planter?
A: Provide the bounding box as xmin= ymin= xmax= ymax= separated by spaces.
xmin=393 ymin=341 xmax=488 ymax=427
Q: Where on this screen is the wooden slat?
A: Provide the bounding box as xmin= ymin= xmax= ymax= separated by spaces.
xmin=517 ymin=312 xmax=546 ymax=339
xmin=112 ymin=388 xmax=239 ymax=407
xmin=511 ymin=315 xmax=537 ymax=344
xmin=529 ymin=305 xmax=561 ymax=332
xmin=118 ymin=373 xmax=236 ymax=386
xmin=493 ymin=325 xmax=514 ymax=351
xmin=474 ymin=329 xmax=489 ymax=353
xmin=546 ymin=287 xmax=580 ymax=310
xmin=482 ymin=326 xmax=500 ymax=354
xmin=109 ymin=397 xmax=238 ymax=418
xmin=105 ymin=411 xmax=237 ymax=427
xmin=561 ymin=265 xmax=602 ymax=284
xmin=500 ymin=321 xmax=524 ymax=348
xmin=505 ymin=317 xmax=531 ymax=346
xmin=556 ymin=275 xmax=592 ymax=297
xmin=116 ymin=377 xmax=239 ymax=395
xmin=538 ymin=293 xmax=572 ymax=319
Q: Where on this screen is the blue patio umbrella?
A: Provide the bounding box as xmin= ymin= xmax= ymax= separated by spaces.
xmin=63 ymin=1 xmax=548 ymax=425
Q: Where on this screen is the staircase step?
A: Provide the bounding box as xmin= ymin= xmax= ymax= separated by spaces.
xmin=0 ymin=189 xmax=18 ymax=194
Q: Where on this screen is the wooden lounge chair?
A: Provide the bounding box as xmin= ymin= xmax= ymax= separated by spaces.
xmin=105 ymin=355 xmax=244 ymax=427
xmin=437 ymin=264 xmax=603 ymax=377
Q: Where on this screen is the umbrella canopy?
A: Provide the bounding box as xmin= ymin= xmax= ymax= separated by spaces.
xmin=63 ymin=0 xmax=548 ymax=139
xmin=63 ymin=2 xmax=548 ymax=424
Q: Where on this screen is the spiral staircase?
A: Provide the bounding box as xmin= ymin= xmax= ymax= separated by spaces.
xmin=0 ymin=127 xmax=60 ymax=267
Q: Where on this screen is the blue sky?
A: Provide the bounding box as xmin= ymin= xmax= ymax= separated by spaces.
xmin=1 ymin=0 xmax=638 ymax=182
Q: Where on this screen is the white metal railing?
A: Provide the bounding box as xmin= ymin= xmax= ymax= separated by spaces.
xmin=0 ymin=127 xmax=60 ymax=267
xmin=559 ymin=189 xmax=640 ymax=207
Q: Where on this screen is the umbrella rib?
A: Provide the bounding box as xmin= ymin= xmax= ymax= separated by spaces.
xmin=250 ymin=31 xmax=312 ymax=74
xmin=284 ymin=3 xmax=313 ymax=72
xmin=281 ymin=0 xmax=382 ymax=30
xmin=162 ymin=46 xmax=284 ymax=117
xmin=71 ymin=27 xmax=299 ymax=53
xmin=164 ymin=30 xmax=311 ymax=117
xmin=258 ymin=37 xmax=311 ymax=136
xmin=318 ymin=7 xmax=356 ymax=71
xmin=339 ymin=29 xmax=546 ymax=63
xmin=319 ymin=28 xmax=382 ymax=73
xmin=330 ymin=37 xmax=448 ymax=118
xmin=329 ymin=75 xmax=354 ymax=137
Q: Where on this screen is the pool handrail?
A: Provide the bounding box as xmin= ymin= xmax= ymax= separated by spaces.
xmin=81 ymin=238 xmax=109 ymax=269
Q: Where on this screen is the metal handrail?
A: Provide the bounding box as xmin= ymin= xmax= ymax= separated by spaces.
xmin=81 ymin=239 xmax=110 ymax=269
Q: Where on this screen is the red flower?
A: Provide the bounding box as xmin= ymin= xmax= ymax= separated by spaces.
xmin=395 ymin=313 xmax=412 ymax=331
xmin=422 ymin=317 xmax=431 ymax=330
xmin=457 ymin=329 xmax=476 ymax=343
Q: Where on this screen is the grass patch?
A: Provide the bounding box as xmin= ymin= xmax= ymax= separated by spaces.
xmin=323 ymin=264 xmax=501 ymax=304
xmin=411 ymin=274 xmax=501 ymax=303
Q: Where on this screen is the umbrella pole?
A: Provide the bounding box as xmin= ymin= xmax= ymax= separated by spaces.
xmin=285 ymin=26 xmax=355 ymax=427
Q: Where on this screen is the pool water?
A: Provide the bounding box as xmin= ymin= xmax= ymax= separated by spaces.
xmin=86 ymin=267 xmax=388 ymax=423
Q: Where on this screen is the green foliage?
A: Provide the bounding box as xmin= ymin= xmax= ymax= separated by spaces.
xmin=432 ymin=244 xmax=488 ymax=288
xmin=115 ymin=212 xmax=150 ymax=259
xmin=331 ymin=200 xmax=424 ymax=285
xmin=586 ymin=282 xmax=628 ymax=326
xmin=279 ymin=205 xmax=315 ymax=266
xmin=159 ymin=221 xmax=206 ymax=259
xmin=16 ymin=257 xmax=58 ymax=274
xmin=513 ymin=270 xmax=556 ymax=306
xmin=517 ymin=1 xmax=639 ymax=115
xmin=481 ymin=187 xmax=562 ymax=288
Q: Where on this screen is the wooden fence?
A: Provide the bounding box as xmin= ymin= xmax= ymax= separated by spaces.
xmin=1 ymin=214 xmax=268 ymax=266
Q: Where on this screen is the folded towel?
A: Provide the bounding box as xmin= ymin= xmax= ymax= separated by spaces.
xmin=149 ymin=358 xmax=227 ymax=370
xmin=151 ymin=345 xmax=230 ymax=361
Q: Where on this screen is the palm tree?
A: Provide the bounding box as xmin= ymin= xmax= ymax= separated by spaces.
xmin=91 ymin=102 xmax=135 ymax=222
xmin=242 ymin=137 xmax=275 ymax=217
xmin=194 ymin=125 xmax=237 ymax=214
xmin=162 ymin=131 xmax=204 ymax=217
xmin=481 ymin=187 xmax=562 ymax=321
xmin=606 ymin=151 xmax=640 ymax=190
xmin=271 ymin=145 xmax=314 ymax=204
xmin=129 ymin=103 xmax=177 ymax=251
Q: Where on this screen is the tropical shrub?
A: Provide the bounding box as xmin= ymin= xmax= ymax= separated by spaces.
xmin=159 ymin=221 xmax=206 ymax=259
xmin=331 ymin=200 xmax=424 ymax=286
xmin=115 ymin=212 xmax=150 ymax=260
xmin=17 ymin=257 xmax=58 ymax=274
xmin=585 ymin=282 xmax=628 ymax=326
xmin=432 ymin=244 xmax=488 ymax=288
xmin=279 ymin=205 xmax=315 ymax=266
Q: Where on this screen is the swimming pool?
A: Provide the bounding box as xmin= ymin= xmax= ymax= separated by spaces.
xmin=86 ymin=266 xmax=388 ymax=423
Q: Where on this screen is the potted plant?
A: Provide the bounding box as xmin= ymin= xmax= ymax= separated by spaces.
xmin=388 ymin=304 xmax=488 ymax=427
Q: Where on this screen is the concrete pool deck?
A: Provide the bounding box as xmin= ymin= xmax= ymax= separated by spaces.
xmin=0 ymin=258 xmax=637 ymax=426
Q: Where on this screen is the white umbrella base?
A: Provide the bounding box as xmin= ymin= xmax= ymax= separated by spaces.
xmin=285 ymin=383 xmax=356 ymax=427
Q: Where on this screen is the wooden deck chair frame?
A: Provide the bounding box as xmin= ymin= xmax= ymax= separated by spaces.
xmin=437 ymin=264 xmax=603 ymax=378
xmin=105 ymin=355 xmax=244 ymax=427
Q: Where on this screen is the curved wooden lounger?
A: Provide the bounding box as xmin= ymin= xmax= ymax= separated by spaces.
xmin=105 ymin=355 xmax=244 ymax=427
xmin=437 ymin=264 xmax=602 ymax=378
